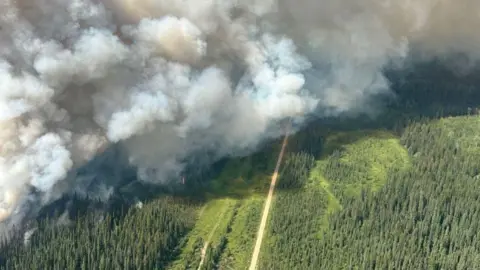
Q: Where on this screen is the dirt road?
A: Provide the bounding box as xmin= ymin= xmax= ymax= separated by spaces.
xmin=248 ymin=123 xmax=290 ymax=270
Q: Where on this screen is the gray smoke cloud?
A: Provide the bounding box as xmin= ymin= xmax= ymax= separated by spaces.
xmin=0 ymin=0 xmax=479 ymax=233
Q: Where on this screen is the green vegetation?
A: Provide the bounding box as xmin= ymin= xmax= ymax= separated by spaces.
xmin=217 ymin=196 xmax=263 ymax=269
xmin=169 ymin=143 xmax=281 ymax=270
xmin=260 ymin=115 xmax=480 ymax=269
xmin=207 ymin=143 xmax=280 ymax=198
xmin=1 ymin=197 xmax=197 ymax=270
xmin=170 ymin=198 xmax=236 ymax=270
xmin=4 ymin=115 xmax=480 ymax=270
xmin=5 ymin=115 xmax=480 ymax=270
xmin=314 ymin=130 xmax=410 ymax=198
xmin=173 ymin=195 xmax=264 ymax=270
xmin=260 ymin=129 xmax=410 ymax=268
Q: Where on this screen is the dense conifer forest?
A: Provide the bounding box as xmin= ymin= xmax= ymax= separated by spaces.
xmin=0 ymin=197 xmax=197 ymax=269
xmin=260 ymin=116 xmax=480 ymax=269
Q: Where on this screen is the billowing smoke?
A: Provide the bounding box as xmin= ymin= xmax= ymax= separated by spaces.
xmin=0 ymin=0 xmax=479 ymax=233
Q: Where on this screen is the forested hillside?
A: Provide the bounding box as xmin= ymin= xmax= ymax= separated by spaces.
xmin=260 ymin=116 xmax=480 ymax=269
xmin=0 ymin=197 xmax=197 ymax=269
xmin=4 ymin=115 xmax=480 ymax=270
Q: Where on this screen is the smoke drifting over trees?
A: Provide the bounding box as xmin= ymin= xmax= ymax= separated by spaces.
xmin=0 ymin=0 xmax=479 ymax=233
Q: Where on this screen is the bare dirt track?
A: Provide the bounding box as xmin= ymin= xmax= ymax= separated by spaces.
xmin=248 ymin=123 xmax=290 ymax=270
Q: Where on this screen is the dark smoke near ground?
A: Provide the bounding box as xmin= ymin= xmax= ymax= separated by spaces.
xmin=1 ymin=0 xmax=480 ymax=236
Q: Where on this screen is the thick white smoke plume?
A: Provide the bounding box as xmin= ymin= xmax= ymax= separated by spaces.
xmin=0 ymin=0 xmax=479 ymax=232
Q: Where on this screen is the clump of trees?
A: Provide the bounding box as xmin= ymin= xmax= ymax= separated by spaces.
xmin=278 ymin=152 xmax=316 ymax=189
xmin=1 ymin=196 xmax=197 ymax=270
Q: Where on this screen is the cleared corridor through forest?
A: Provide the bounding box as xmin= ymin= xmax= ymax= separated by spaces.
xmin=248 ymin=122 xmax=290 ymax=270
